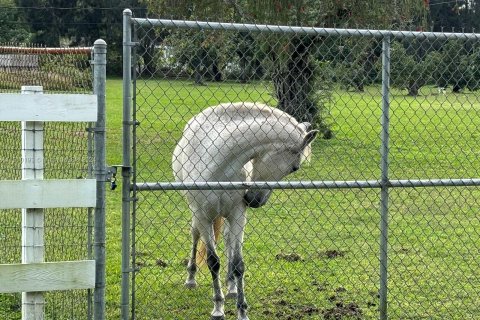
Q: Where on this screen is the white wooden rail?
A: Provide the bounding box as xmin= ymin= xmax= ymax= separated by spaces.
xmin=0 ymin=94 xmax=97 ymax=121
xmin=0 ymin=180 xmax=96 ymax=209
xmin=0 ymin=86 xmax=97 ymax=320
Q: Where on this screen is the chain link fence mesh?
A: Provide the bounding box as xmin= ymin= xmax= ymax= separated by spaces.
xmin=126 ymin=20 xmax=480 ymax=319
xmin=126 ymin=20 xmax=480 ymax=320
xmin=0 ymin=45 xmax=95 ymax=319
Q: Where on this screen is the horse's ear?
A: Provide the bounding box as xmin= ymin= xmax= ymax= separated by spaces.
xmin=302 ymin=130 xmax=319 ymax=148
xmin=299 ymin=122 xmax=312 ymax=132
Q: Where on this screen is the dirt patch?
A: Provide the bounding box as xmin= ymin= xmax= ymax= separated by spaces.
xmin=323 ymin=302 xmax=363 ymax=319
xmin=266 ymin=298 xmax=363 ymax=319
xmin=275 ymin=252 xmax=304 ymax=262
xmin=311 ymin=280 xmax=328 ymax=291
xmin=155 ymin=259 xmax=168 ymax=267
xmin=269 ymin=299 xmax=321 ymax=319
xmin=321 ymin=249 xmax=347 ymax=259
xmin=134 ymin=260 xmax=146 ymax=268
xmin=326 ymin=287 xmax=349 ymax=303
xmin=259 ymin=283 xmax=364 ymax=319
xmin=335 ymin=287 xmax=347 ymax=293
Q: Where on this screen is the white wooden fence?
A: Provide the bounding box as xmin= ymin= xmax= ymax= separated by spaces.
xmin=0 ymin=86 xmax=98 ymax=320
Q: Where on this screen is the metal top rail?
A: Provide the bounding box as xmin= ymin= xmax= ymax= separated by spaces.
xmin=130 ymin=16 xmax=480 ymax=40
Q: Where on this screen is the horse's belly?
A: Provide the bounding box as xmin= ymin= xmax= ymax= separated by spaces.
xmin=185 ymin=189 xmax=244 ymax=216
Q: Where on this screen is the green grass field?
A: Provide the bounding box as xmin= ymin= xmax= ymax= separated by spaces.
xmin=1 ymin=79 xmax=478 ymax=319
xmin=103 ymin=79 xmax=480 ymax=319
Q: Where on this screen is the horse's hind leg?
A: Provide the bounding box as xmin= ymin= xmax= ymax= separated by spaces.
xmin=198 ymin=219 xmax=225 ymax=320
xmin=223 ymin=219 xmax=238 ymax=299
xmin=227 ymin=212 xmax=249 ymax=320
xmin=185 ymin=224 xmax=200 ymax=288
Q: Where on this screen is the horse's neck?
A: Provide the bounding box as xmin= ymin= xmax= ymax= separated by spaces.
xmin=179 ymin=103 xmax=302 ymax=182
xmin=209 ymin=121 xmax=292 ymax=181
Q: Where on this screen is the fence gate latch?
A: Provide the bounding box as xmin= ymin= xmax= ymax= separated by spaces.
xmin=106 ymin=166 xmax=119 ymax=190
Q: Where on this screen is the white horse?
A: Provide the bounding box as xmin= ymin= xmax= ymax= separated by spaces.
xmin=172 ymin=102 xmax=318 ymax=320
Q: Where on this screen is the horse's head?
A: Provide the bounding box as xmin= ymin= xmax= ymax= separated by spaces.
xmin=244 ymin=123 xmax=318 ymax=208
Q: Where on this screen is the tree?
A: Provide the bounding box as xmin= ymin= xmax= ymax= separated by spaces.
xmin=15 ymin=0 xmax=75 ymax=46
xmin=138 ymin=0 xmax=236 ymax=81
xmin=388 ymin=37 xmax=480 ymax=96
xmin=0 ymin=0 xmax=30 ymax=43
xmin=390 ymin=40 xmax=434 ymax=96
xmin=249 ymin=1 xmax=428 ymax=133
xmin=15 ymin=0 xmax=147 ymax=75
xmin=428 ymin=40 xmax=480 ymax=93
xmin=428 ymin=0 xmax=478 ymax=32
xmin=141 ymin=0 xmax=428 ymax=136
xmin=464 ymin=47 xmax=480 ymax=91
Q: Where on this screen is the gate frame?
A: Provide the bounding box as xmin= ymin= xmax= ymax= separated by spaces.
xmin=121 ymin=9 xmax=480 ymax=319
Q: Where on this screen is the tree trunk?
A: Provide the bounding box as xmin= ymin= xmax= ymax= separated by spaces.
xmin=142 ymin=44 xmax=157 ymax=76
xmin=408 ymin=82 xmax=420 ymax=96
xmin=212 ymin=61 xmax=222 ymax=82
xmin=272 ymin=37 xmax=317 ymax=123
xmin=452 ymin=84 xmax=461 ymax=93
xmin=194 ymin=65 xmax=204 ymax=85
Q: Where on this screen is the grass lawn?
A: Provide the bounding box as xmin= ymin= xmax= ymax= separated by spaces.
xmin=1 ymin=78 xmax=478 ymax=319
xmin=103 ymin=79 xmax=480 ymax=319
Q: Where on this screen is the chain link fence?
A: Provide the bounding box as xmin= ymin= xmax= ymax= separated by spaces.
xmin=0 ymin=45 xmax=96 ymax=319
xmin=123 ymin=15 xmax=480 ymax=319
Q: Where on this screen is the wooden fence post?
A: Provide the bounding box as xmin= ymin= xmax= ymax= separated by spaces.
xmin=21 ymin=85 xmax=45 ymax=320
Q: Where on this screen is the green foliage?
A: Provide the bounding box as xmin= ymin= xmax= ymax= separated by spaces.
xmin=140 ymin=0 xmax=428 ymax=135
xmin=383 ymin=38 xmax=480 ymax=96
xmin=390 ymin=40 xmax=433 ymax=96
xmin=0 ymin=0 xmax=30 ymax=43
xmin=333 ymin=38 xmax=381 ymax=92
xmin=431 ymin=40 xmax=480 ymax=92
xmin=166 ymin=30 xmax=228 ymax=83
xmin=429 ymin=0 xmax=480 ymax=32
xmin=14 ymin=0 xmax=147 ymax=75
xmin=244 ymin=0 xmax=427 ymax=29
xmin=465 ymin=47 xmax=480 ymax=91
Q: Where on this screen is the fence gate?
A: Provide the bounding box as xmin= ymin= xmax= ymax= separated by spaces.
xmin=0 ymin=40 xmax=107 ymax=320
xmin=122 ymin=9 xmax=480 ymax=320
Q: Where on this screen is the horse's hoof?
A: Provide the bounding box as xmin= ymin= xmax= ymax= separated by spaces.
xmin=184 ymin=281 xmax=197 ymax=289
xmin=226 ymin=292 xmax=237 ymax=299
xmin=211 ymin=315 xmax=225 ymax=320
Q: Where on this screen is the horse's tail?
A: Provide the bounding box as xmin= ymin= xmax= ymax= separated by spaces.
xmin=196 ymin=217 xmax=224 ymax=267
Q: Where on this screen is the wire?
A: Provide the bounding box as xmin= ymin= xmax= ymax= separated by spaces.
xmin=1 ymin=20 xmax=123 ymax=26
xmin=0 ymin=6 xmax=145 ymax=10
xmin=429 ymin=0 xmax=464 ymax=6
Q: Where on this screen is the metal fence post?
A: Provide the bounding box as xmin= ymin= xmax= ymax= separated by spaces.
xmin=93 ymin=39 xmax=107 ymax=320
xmin=379 ymin=35 xmax=391 ymax=320
xmin=121 ymin=8 xmax=133 ymax=320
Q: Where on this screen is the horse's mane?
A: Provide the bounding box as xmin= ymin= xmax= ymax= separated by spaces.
xmin=192 ymin=102 xmax=305 ymax=139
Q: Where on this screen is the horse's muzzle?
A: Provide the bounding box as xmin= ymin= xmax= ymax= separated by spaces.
xmin=244 ymin=190 xmax=270 ymax=208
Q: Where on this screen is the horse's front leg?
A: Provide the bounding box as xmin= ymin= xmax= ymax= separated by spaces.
xmin=227 ymin=212 xmax=249 ymax=320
